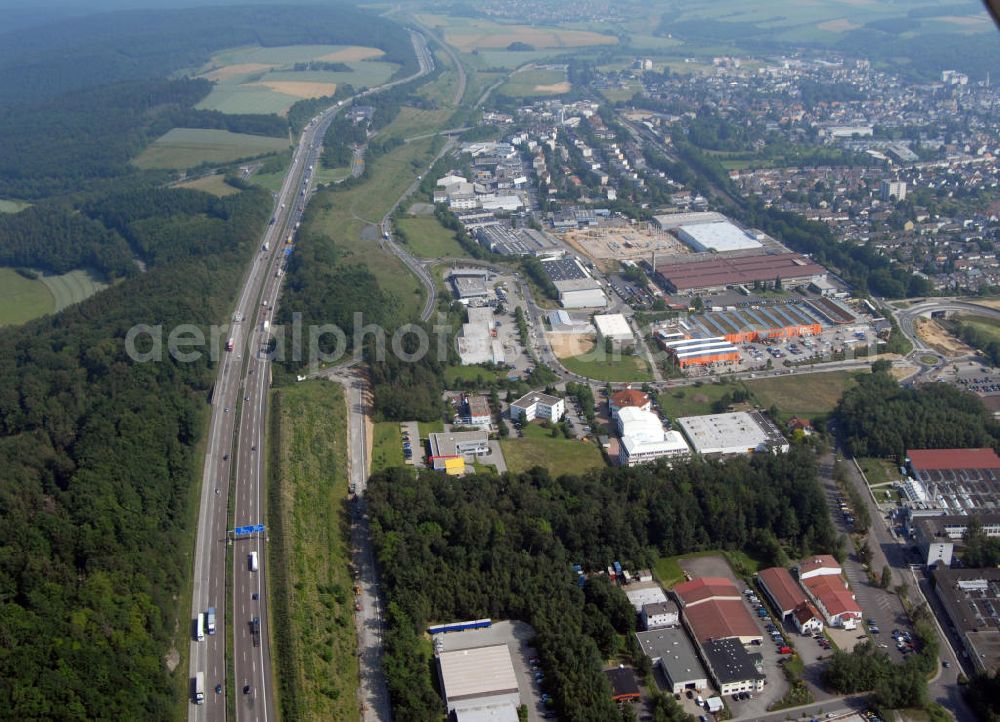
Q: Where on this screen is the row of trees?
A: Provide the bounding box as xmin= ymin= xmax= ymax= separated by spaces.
xmin=368 ymin=447 xmax=836 ymax=720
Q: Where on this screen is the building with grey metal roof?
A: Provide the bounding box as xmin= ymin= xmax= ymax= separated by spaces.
xmin=635 ymin=628 xmax=709 ymax=694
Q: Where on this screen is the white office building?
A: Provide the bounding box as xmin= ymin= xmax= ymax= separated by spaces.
xmin=617 ymin=407 xmax=691 ymax=467
xmin=509 ymin=392 xmax=564 ymax=423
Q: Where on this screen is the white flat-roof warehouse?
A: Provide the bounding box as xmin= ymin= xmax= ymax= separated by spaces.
xmin=676 ymin=221 xmax=763 ymax=253
xmin=678 ymin=411 xmax=789 ymax=457
xmin=438 ymin=644 xmax=520 ymax=718
xmin=593 ymin=313 xmax=633 ymax=342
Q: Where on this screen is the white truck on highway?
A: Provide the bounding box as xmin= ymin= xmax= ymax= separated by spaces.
xmin=193 ymin=672 xmax=205 ymax=705
xmin=248 ymin=551 xmax=258 ymax=572
xmin=262 ymin=241 xmax=269 ymax=252
xmin=195 ymin=612 xmax=205 ymax=641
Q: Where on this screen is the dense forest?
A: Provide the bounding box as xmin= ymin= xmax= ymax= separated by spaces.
xmin=0 ymin=205 xmax=134 ymax=277
xmin=0 ymin=4 xmax=416 ymax=106
xmin=835 ymin=363 xmax=1000 ymax=460
xmin=368 ymin=447 xmax=835 ymax=720
xmin=0 ymin=187 xmax=271 ymax=717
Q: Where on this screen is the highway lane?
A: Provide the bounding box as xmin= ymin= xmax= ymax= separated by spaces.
xmin=188 ymin=29 xmax=433 ymax=722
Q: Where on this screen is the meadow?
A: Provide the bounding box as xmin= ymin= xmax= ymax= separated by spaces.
xmin=175 ymin=173 xmax=241 ymax=197
xmin=416 ymin=13 xmax=617 ymax=52
xmin=498 ymin=67 xmax=570 ymax=98
xmin=133 ymin=128 xmax=289 ymax=170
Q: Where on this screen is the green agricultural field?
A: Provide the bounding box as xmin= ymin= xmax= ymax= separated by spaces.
xmin=194 ymin=44 xmax=396 ymax=115
xmin=175 ymin=173 xmax=241 ymax=197
xmin=133 ymin=128 xmax=289 ymax=170
xmin=0 ymin=268 xmax=54 ymax=326
xmin=463 ymin=49 xmax=566 ymax=70
xmin=498 ymin=68 xmax=570 ymax=98
xmin=371 ymin=422 xmax=406 ymax=474
xmin=41 ymin=268 xmax=109 ymax=312
xmin=560 ymin=351 xmax=654 ymax=383
xmin=0 ymin=199 xmax=31 ymax=213
xmin=500 ymin=435 xmax=605 ymax=476
xmin=267 ymin=380 xmax=357 ymax=722
xmin=395 ymin=216 xmax=466 ymax=258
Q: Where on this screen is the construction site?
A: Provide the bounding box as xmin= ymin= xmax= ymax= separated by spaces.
xmin=561 ymin=220 xmax=689 ymax=268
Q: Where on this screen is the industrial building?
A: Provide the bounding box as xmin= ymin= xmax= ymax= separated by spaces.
xmin=901 ymin=448 xmax=1000 ymax=515
xmin=462 ymin=395 xmax=493 ymax=427
xmin=635 ymin=627 xmax=709 ymax=694
xmin=796 ymin=556 xmax=862 ymax=629
xmin=616 ymin=406 xmax=690 ymax=467
xmin=457 ymin=306 xmax=504 ymax=366
xmin=658 ymin=335 xmax=741 ymax=369
xmin=624 ymin=583 xmax=669 ymax=612
xmin=681 ymin=300 xmax=843 ymax=344
xmin=429 ymin=431 xmax=490 ymax=475
xmin=509 ymin=391 xmax=564 ymax=423
xmin=676 ymin=221 xmax=764 ymax=254
xmin=475 ymin=226 xmax=559 ymax=256
xmin=642 ymin=601 xmax=680 ymax=630
xmin=931 ymin=567 xmax=1000 ymax=676
xmin=701 ymin=639 xmax=766 ymax=695
xmin=450 ymin=269 xmax=491 ymax=300
xmin=593 ymin=313 xmax=634 ymax=343
xmin=541 ymin=258 xmax=608 ymax=308
xmin=653 ymin=211 xmax=728 ymax=231
xmin=437 ymin=644 xmax=521 ymax=720
xmin=792 ymin=602 xmax=824 ymax=635
xmin=547 ymin=309 xmax=592 ymax=334
xmin=911 ymin=513 xmax=1000 ymax=567
xmin=677 ymin=412 xmax=789 ymax=458
xmin=673 ymin=577 xmax=763 ymax=644
xmin=654 ymin=252 xmax=827 ymax=294
xmin=757 ymin=567 xmax=808 ymax=620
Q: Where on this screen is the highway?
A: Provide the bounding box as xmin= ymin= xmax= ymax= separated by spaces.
xmin=187 ymin=30 xmax=433 ymax=722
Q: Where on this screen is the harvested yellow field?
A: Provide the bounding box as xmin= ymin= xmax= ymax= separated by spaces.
xmin=547 ymin=332 xmax=596 ymax=359
xmin=249 ymin=80 xmax=337 ymax=99
xmin=817 ymin=18 xmax=860 ymax=32
xmin=201 ymin=63 xmax=274 ymax=81
xmin=534 ymin=82 xmax=571 ymax=94
xmin=316 ymin=46 xmax=384 ymax=62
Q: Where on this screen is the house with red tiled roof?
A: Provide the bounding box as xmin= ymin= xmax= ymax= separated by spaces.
xmin=610 ymin=387 xmax=652 ymax=420
xmin=795 ymin=557 xmax=861 ymax=629
xmin=792 ymin=601 xmax=824 ymax=635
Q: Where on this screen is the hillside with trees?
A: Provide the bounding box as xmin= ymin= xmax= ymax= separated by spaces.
xmin=835 ymin=362 xmax=1000 ymax=460
xmin=0 ymin=187 xmax=271 ymax=717
xmin=368 ymin=447 xmax=835 ymax=720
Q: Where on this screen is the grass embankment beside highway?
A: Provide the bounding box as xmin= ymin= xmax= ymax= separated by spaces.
xmin=267 ymin=380 xmax=357 ymax=721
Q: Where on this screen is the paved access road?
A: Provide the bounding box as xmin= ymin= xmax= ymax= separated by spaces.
xmin=187 ymin=30 xmax=433 ymax=722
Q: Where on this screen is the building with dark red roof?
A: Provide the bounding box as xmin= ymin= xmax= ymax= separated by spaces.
xmin=674 ymin=577 xmax=762 ymax=644
xmin=908 ymin=448 xmax=1000 ymax=472
xmin=654 ymin=252 xmax=827 ymax=294
xmin=610 ymin=387 xmax=651 ymax=417
xmin=757 ymin=567 xmax=807 ymax=619
xmin=673 ymin=577 xmax=742 ymax=607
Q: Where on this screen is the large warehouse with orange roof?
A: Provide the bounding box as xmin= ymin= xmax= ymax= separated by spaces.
xmin=796 ymin=556 xmax=862 ymax=629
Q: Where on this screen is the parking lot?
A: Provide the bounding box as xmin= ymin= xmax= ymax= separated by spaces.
xmin=399 ymin=421 xmax=420 ymax=466
xmin=434 ymin=621 xmax=548 ymax=722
